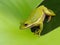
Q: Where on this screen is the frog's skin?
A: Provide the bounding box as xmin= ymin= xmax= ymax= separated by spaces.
xmin=20 ymin=5 xmax=56 ymax=36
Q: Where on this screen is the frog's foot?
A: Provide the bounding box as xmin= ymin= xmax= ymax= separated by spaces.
xmin=34 ymin=31 xmax=40 ymax=36
xmin=34 ymin=32 xmax=40 ymax=37
xmin=34 ymin=30 xmax=42 ymax=36
xmin=34 ymin=30 xmax=39 ymax=35
xmin=30 ymin=25 xmax=40 ymax=35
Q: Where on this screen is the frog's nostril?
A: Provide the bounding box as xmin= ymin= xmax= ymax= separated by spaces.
xmin=24 ymin=24 xmax=28 ymax=26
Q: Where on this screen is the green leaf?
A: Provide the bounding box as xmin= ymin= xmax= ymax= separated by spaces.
xmin=0 ymin=0 xmax=43 ymax=45
xmin=0 ymin=0 xmax=60 ymax=45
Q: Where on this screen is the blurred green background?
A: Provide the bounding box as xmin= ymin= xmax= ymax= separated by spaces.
xmin=0 ymin=0 xmax=60 ymax=45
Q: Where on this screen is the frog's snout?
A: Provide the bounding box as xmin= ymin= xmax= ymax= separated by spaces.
xmin=20 ymin=23 xmax=29 ymax=30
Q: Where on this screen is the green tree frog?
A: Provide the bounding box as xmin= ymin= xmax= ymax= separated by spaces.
xmin=20 ymin=5 xmax=56 ymax=36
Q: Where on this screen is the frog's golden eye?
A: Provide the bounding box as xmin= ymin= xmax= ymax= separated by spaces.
xmin=24 ymin=24 xmax=28 ymax=26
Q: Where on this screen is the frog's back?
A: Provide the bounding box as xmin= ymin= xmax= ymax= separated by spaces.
xmin=28 ymin=7 xmax=44 ymax=23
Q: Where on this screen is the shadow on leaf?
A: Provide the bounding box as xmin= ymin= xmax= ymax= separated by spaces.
xmin=37 ymin=0 xmax=60 ymax=35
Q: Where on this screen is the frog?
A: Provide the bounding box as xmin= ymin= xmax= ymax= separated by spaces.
xmin=20 ymin=5 xmax=56 ymax=36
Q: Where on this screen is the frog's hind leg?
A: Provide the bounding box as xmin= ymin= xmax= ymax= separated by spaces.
xmin=47 ymin=16 xmax=52 ymax=22
xmin=43 ymin=7 xmax=56 ymax=22
xmin=43 ymin=6 xmax=56 ymax=16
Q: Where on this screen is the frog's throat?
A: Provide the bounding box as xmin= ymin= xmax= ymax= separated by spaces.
xmin=25 ymin=14 xmax=46 ymax=28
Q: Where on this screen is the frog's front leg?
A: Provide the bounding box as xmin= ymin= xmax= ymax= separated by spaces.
xmin=34 ymin=23 xmax=43 ymax=36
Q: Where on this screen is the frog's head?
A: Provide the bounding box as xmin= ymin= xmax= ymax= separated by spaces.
xmin=20 ymin=20 xmax=40 ymax=33
xmin=20 ymin=20 xmax=34 ymax=30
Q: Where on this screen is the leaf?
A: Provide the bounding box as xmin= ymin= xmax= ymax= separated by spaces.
xmin=0 ymin=0 xmax=43 ymax=45
xmin=0 ymin=0 xmax=60 ymax=45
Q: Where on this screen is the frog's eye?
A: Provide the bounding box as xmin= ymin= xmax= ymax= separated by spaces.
xmin=24 ymin=24 xmax=28 ymax=26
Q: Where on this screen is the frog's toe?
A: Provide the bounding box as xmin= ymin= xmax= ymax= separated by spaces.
xmin=34 ymin=31 xmax=40 ymax=35
xmin=47 ymin=16 xmax=52 ymax=22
